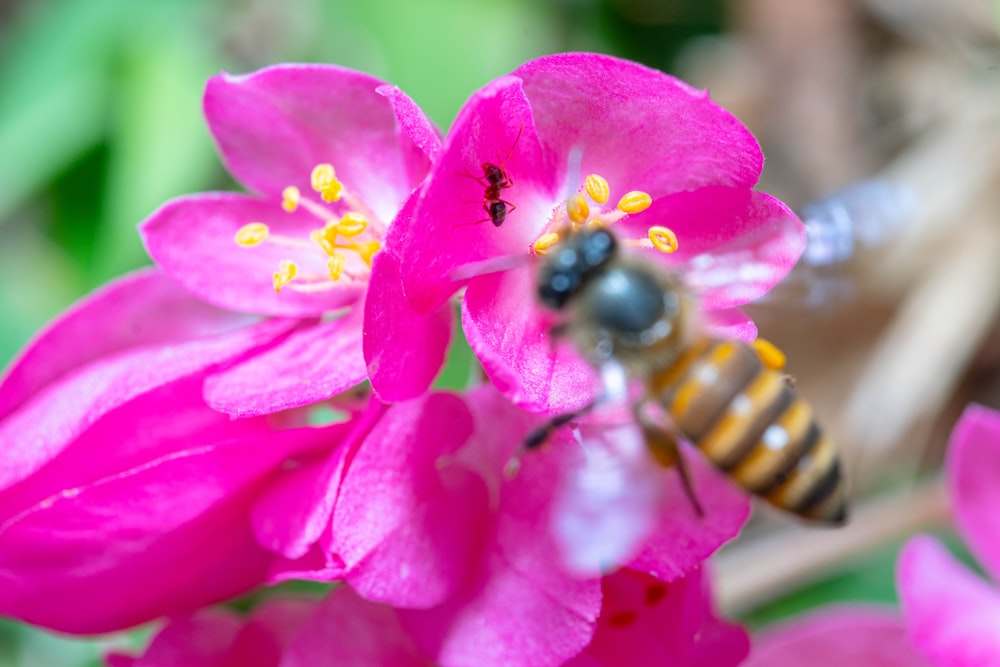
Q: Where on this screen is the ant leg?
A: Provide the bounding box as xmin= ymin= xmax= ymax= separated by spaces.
xmin=504 ymin=400 xmax=596 ymax=478
xmin=634 ymin=401 xmax=704 ymax=518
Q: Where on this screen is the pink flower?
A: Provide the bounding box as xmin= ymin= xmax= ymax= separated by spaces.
xmin=106 ymin=598 xmax=318 ymax=667
xmin=897 ymin=404 xmax=1000 ymax=666
xmin=742 ymin=606 xmax=932 ymax=667
xmin=375 ymin=52 xmax=805 ymax=411
xmin=327 ymin=383 xmax=749 ymax=667
xmin=0 ymin=269 xmax=347 ymax=633
xmin=140 ymin=63 xmax=450 ymax=415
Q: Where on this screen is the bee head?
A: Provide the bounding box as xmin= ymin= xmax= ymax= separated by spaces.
xmin=537 ymin=228 xmax=617 ymax=309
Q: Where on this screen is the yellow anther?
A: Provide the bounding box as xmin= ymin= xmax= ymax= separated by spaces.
xmin=567 ymin=194 xmax=590 ymax=225
xmin=585 ymin=174 xmax=610 ymax=204
xmin=752 ymin=338 xmax=787 ymax=371
xmin=617 ymin=190 xmax=652 ymax=214
xmin=352 ymin=240 xmax=381 ymax=267
xmin=272 ymin=260 xmax=298 ymax=292
xmin=327 ymin=253 xmax=347 ymax=281
xmin=281 ymin=186 xmax=301 ymax=213
xmin=533 ymin=232 xmax=561 ymax=254
xmin=310 ymin=163 xmax=343 ymax=203
xmin=235 ymin=222 xmax=270 ymax=247
xmin=310 ymin=227 xmax=336 ymax=256
xmin=336 ymin=212 xmax=368 ymax=237
xmin=648 ymin=226 xmax=679 ymax=253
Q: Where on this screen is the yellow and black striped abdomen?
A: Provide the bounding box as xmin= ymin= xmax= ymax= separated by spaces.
xmin=653 ymin=338 xmax=846 ymax=524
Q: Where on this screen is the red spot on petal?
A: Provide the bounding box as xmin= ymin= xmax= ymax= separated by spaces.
xmin=607 ymin=611 xmax=637 ymax=628
xmin=645 ymin=583 xmax=667 ymax=606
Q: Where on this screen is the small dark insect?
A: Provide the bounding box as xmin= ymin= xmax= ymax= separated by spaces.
xmin=459 ymin=125 xmax=523 ymax=228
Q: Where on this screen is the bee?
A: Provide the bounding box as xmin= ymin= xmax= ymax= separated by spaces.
xmin=525 ymin=226 xmax=847 ymax=525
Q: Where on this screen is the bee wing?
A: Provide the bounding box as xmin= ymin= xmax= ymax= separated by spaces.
xmin=551 ymin=422 xmax=663 ymax=577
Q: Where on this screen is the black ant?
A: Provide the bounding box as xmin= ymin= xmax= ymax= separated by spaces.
xmin=458 ymin=125 xmax=523 ymax=228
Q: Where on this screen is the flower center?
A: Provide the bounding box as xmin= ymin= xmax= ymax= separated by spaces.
xmin=233 ymin=164 xmax=384 ymax=293
xmin=531 ymin=172 xmax=678 ymax=256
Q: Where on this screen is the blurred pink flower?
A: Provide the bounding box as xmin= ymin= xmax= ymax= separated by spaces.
xmin=0 ymin=269 xmax=349 ymax=633
xmin=106 ymin=598 xmax=318 ymax=667
xmin=897 ymin=404 xmax=1000 ymax=666
xmin=742 ymin=606 xmax=932 ymax=667
xmin=140 ymin=63 xmax=450 ymax=416
xmin=326 ymin=383 xmax=749 ymax=667
xmin=375 ymin=52 xmax=805 ymax=412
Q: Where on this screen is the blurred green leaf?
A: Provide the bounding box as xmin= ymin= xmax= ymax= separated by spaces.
xmin=93 ymin=2 xmax=223 ymax=280
xmin=434 ymin=307 xmax=477 ymax=391
xmin=0 ymin=0 xmax=122 ymax=222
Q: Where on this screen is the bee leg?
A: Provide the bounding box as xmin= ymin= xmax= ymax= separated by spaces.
xmin=505 ymin=400 xmax=596 ymax=478
xmin=634 ymin=405 xmax=705 ymax=518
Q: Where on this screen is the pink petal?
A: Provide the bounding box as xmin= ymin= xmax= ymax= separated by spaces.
xmin=140 ymin=193 xmax=362 ymax=316
xmin=744 ymin=605 xmax=931 ymax=667
xmin=568 ymin=568 xmax=749 ymax=667
xmin=398 ymin=403 xmax=603 ymax=667
xmin=0 ymin=314 xmax=299 ymax=492
xmin=0 ymin=414 xmax=333 ymax=633
xmin=627 ymin=444 xmax=751 ymax=581
xmin=251 ymin=400 xmax=389 ymax=563
xmin=364 ymin=250 xmax=452 ymax=403
xmin=398 ymin=547 xmax=601 ymax=667
xmin=618 ymin=187 xmax=805 ymax=310
xmin=377 ymin=83 xmax=442 ymax=168
xmin=514 ymin=53 xmax=763 ymax=197
xmin=898 ymin=535 xmax=1000 ymax=667
xmin=704 ymin=308 xmax=757 ymax=342
xmin=0 ymin=267 xmax=256 ymax=420
xmin=331 ymin=393 xmax=488 ymax=608
xmin=948 ymin=404 xmax=1000 ymax=580
xmin=108 ymin=598 xmax=318 ymax=667
xmin=282 ymin=586 xmax=428 ymax=667
xmin=205 ymin=64 xmax=424 ymax=219
xmin=395 ymin=75 xmax=555 ymax=312
xmin=108 ymin=612 xmax=244 ymax=667
xmin=462 ymin=266 xmax=598 ymax=413
xmin=205 ymin=308 xmax=366 ymax=418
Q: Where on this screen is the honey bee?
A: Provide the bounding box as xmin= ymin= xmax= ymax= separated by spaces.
xmin=526 ymin=226 xmax=847 ymax=525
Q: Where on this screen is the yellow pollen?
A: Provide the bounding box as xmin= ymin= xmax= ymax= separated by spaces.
xmin=234 ymin=222 xmax=269 ymax=247
xmin=310 ymin=227 xmax=337 ymax=256
xmin=311 ymin=163 xmax=343 ymax=203
xmin=351 ymin=240 xmax=381 ymax=267
xmin=533 ymin=232 xmax=561 ymax=254
xmin=585 ymin=174 xmax=610 ymax=204
xmin=336 ymin=212 xmax=368 ymax=238
xmin=281 ymin=186 xmax=300 ymax=212
xmin=327 ymin=253 xmax=347 ymax=281
xmin=273 ymin=260 xmax=298 ymax=292
xmin=648 ymin=226 xmax=679 ymax=253
xmin=752 ymin=338 xmax=787 ymax=371
xmin=567 ymin=194 xmax=590 ymax=225
xmin=617 ymin=190 xmax=652 ymax=214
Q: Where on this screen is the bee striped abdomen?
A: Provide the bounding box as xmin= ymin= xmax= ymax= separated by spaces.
xmin=656 ymin=339 xmax=846 ymax=524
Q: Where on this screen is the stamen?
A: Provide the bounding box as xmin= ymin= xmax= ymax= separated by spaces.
xmin=282 ymin=186 xmax=301 ymax=213
xmin=585 ymin=174 xmax=610 ymax=204
xmin=336 ymin=212 xmax=368 ymax=237
xmin=273 ymin=260 xmax=298 ymax=292
xmin=234 ymin=222 xmax=269 ymax=247
xmin=617 ymin=191 xmax=652 ymax=214
xmin=567 ymin=194 xmax=590 ymax=225
xmin=752 ymin=338 xmax=787 ymax=371
xmin=533 ymin=232 xmax=561 ymax=254
xmin=311 ymin=163 xmax=343 ymax=203
xmin=327 ymin=253 xmax=347 ymax=281
xmin=648 ymin=226 xmax=678 ymax=253
xmin=350 ymin=240 xmax=381 ymax=267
